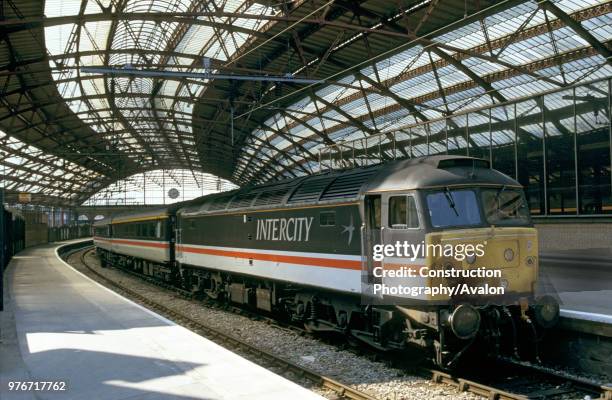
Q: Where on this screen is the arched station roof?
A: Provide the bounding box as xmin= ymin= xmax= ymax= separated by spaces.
xmin=1 ymin=0 xmax=610 ymax=206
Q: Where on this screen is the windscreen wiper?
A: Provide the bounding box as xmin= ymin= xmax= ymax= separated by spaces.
xmin=488 ymin=185 xmax=521 ymax=220
xmin=493 ymin=185 xmax=507 ymax=215
xmin=444 ymin=187 xmax=459 ymax=217
xmin=494 ymin=185 xmax=507 ymax=204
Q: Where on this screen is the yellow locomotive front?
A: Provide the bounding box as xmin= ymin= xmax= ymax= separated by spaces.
xmin=367 ymin=183 xmax=559 ymax=367
xmin=423 ymin=186 xmax=540 ymax=304
xmin=426 ymin=186 xmax=556 ymax=366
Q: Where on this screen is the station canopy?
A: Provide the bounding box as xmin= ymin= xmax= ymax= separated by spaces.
xmin=1 ymin=0 xmax=611 ymax=206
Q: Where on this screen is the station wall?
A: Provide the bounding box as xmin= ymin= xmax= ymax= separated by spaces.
xmin=535 ymin=220 xmax=612 ymax=252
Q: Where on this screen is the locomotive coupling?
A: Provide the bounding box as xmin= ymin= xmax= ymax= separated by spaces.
xmin=446 ymin=304 xmax=481 ymax=340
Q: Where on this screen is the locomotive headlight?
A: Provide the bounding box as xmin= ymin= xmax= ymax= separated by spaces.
xmin=533 ymin=295 xmax=560 ymax=328
xmin=448 ymin=304 xmax=481 ymax=340
xmin=504 ymin=248 xmax=515 ymax=262
xmin=465 ymin=253 xmax=477 ymax=264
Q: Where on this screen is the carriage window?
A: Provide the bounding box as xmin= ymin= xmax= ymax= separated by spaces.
xmin=319 ymin=211 xmax=336 ymax=227
xmin=156 ymin=221 xmax=162 ymax=238
xmin=388 ymin=196 xmax=419 ymax=229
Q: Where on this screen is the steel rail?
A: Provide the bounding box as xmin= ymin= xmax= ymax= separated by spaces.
xmin=428 ymin=369 xmax=529 ymax=400
xmin=421 ymin=360 xmax=612 ymax=400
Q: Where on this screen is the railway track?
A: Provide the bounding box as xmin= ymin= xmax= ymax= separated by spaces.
xmin=69 ymin=246 xmax=612 ymax=400
xmin=426 ymin=367 xmax=612 ymax=400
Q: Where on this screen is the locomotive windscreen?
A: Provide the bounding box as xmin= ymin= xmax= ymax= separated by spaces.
xmin=426 ymin=187 xmax=531 ymax=228
xmin=426 ymin=189 xmax=482 ymax=228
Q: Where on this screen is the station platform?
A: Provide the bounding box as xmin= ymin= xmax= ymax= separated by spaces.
xmin=0 ymin=240 xmax=323 ymax=400
xmin=540 ymin=252 xmax=612 ymax=335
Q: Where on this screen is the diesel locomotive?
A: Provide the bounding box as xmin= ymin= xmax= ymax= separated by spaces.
xmin=93 ymin=155 xmax=559 ymax=367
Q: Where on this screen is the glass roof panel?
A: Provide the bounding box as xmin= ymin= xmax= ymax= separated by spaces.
xmin=0 ymin=130 xmax=105 ymax=199
xmin=84 ymin=169 xmax=237 ymax=206
xmin=43 ymin=0 xmax=276 ymax=174
xmin=33 ymin=0 xmax=612 ymax=187
xmin=240 ymin=0 xmax=611 ymax=183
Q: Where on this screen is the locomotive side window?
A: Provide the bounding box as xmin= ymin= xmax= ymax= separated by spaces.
xmin=371 ymin=196 xmax=382 ymax=228
xmin=388 ymin=196 xmax=419 ymax=229
xmin=319 ymin=211 xmax=336 ymax=227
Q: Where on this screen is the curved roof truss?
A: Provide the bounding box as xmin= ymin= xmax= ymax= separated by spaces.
xmin=1 ymin=0 xmax=610 ymax=205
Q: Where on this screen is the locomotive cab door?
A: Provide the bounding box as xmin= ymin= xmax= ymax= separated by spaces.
xmin=380 ymin=192 xmax=422 ymax=298
xmin=362 ymin=195 xmax=383 ymax=287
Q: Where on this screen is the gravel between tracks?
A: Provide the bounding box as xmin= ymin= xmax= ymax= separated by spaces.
xmin=68 ymin=249 xmax=481 ymax=400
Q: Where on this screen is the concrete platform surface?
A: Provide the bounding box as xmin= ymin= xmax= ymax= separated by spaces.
xmin=540 ymin=255 xmax=612 ymax=324
xmin=0 ymin=241 xmax=324 ymax=400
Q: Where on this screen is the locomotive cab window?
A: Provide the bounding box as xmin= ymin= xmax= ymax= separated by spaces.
xmin=481 ymin=187 xmax=530 ymax=225
xmin=426 ymin=189 xmax=482 ymax=228
xmin=319 ymin=211 xmax=336 ymax=227
xmin=388 ymin=196 xmax=419 ymax=229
